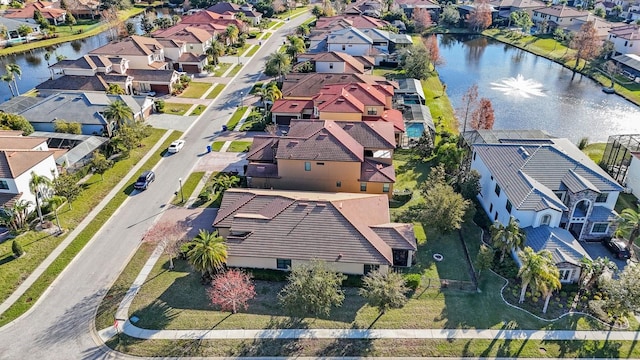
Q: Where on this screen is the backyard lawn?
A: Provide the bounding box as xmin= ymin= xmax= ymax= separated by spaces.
xmin=179 ymin=82 xmax=212 ymax=99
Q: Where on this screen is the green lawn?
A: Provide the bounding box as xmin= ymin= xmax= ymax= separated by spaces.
xmin=171 ymin=172 xmax=205 ymax=205
xmin=421 ymin=74 xmax=458 ymax=133
xmin=179 ymin=82 xmax=212 ymax=99
xmin=206 ymin=84 xmax=225 ymax=99
xmin=272 ymin=21 xmax=285 ymax=30
xmin=245 ymin=45 xmax=259 ymax=57
xmin=274 ymin=6 xmax=309 ymax=19
xmin=261 ymin=32 xmax=272 ymax=40
xmin=213 ymin=63 xmax=233 ymax=77
xmin=226 ymin=106 xmax=248 ymax=130
xmin=0 ymin=130 xmax=183 ymax=326
xmin=191 ymin=172 xmax=226 ymax=208
xmin=615 ymin=193 xmax=638 ymax=214
xmin=188 ymin=105 xmax=207 ymax=116
xmin=228 ymin=64 xmax=243 ymax=77
xmin=226 ymin=141 xmax=252 ymax=152
xmin=160 ymin=103 xmax=193 ymax=116
xmin=211 ymin=141 xmax=225 ymax=152
xmin=582 ymin=142 xmax=606 ymax=164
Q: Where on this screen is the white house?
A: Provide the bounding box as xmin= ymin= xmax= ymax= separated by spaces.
xmin=624 ymin=152 xmax=640 ymax=198
xmin=608 ymin=24 xmax=640 ymax=56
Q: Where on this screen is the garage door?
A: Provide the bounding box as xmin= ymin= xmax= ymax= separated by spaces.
xmin=275 ymin=115 xmax=294 ymax=125
xmin=182 ymin=64 xmax=200 ymax=73
xmin=150 ymin=84 xmax=170 ymax=94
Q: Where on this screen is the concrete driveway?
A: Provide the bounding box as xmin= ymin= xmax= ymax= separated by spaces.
xmin=581 ymin=241 xmax=629 ymax=270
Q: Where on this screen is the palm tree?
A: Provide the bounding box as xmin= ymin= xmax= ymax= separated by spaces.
xmin=225 ymin=25 xmax=239 ymax=46
xmin=517 ymin=247 xmax=556 ymax=303
xmin=187 ymin=229 xmax=227 ymax=277
xmin=206 ymin=41 xmax=226 ymax=66
xmin=538 ymin=264 xmax=561 ymax=313
xmin=490 ymin=217 xmax=525 ymax=263
xmin=47 ymin=195 xmax=66 ymax=233
xmin=264 ymin=52 xmax=291 ymax=83
xmin=0 ymin=200 xmax=32 ymax=231
xmin=579 ymin=257 xmax=616 ymax=292
xmin=296 ymin=24 xmax=310 ymax=36
xmin=1 ymin=73 xmax=15 ymax=98
xmin=211 ymin=174 xmax=240 ymax=194
xmin=616 ymin=208 xmax=640 ymax=256
xmin=285 ymin=35 xmax=306 ymax=62
xmin=29 ymin=171 xmax=53 ymax=226
xmin=5 ymin=63 xmax=21 ymax=96
xmin=103 ymin=100 xmax=134 ymax=128
xmin=263 ymin=83 xmax=282 ymax=111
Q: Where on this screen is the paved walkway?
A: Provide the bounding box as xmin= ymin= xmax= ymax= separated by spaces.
xmin=0 ymin=130 xmax=174 ymax=317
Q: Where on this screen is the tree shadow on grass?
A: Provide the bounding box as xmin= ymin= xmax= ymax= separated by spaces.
xmin=130 ymin=299 xmax=180 ymax=330
xmin=320 ymin=323 xmax=374 ymax=357
xmin=236 ymin=317 xmax=309 ymax=357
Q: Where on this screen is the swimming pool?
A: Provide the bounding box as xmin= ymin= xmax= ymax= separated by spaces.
xmin=406 ymin=122 xmax=425 ymax=138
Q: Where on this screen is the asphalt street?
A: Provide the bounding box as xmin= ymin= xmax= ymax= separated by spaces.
xmin=0 ymin=14 xmax=309 ymax=360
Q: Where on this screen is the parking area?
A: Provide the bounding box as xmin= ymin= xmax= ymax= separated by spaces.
xmin=581 ymin=241 xmax=630 ymax=270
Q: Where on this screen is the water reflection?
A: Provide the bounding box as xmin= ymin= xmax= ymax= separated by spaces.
xmin=437 ymin=34 xmax=640 ymax=142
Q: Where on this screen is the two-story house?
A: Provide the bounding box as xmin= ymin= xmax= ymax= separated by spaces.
xmin=90 ymin=36 xmax=168 ymax=70
xmin=608 ymin=24 xmax=640 ymax=56
xmin=246 ymin=120 xmax=396 ymax=197
xmin=323 ymin=27 xmax=413 ymax=64
xmin=468 ymin=131 xmax=623 ymax=283
xmin=489 ymin=0 xmax=545 ymax=22
xmin=4 ymin=0 xmax=66 ymax=25
xmin=207 ymin=2 xmax=262 ymax=25
xmin=296 ymin=51 xmax=374 ymax=74
xmin=531 ymin=5 xmax=586 ymax=32
xmin=179 ymin=10 xmax=248 ymax=35
xmin=213 ymin=188 xmax=417 ymax=274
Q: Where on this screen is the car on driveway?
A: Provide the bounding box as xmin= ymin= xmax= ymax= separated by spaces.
xmin=134 ymin=170 xmax=155 ymax=190
xmin=603 ymin=237 xmax=631 ymax=260
xmin=168 ymin=140 xmax=185 ymax=153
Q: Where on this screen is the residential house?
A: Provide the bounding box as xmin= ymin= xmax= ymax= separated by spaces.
xmin=127 ymin=69 xmax=181 ymax=94
xmin=0 ymin=131 xmax=58 ymax=210
xmin=393 ymin=0 xmax=442 ymax=20
xmin=345 ymin=0 xmax=383 ymax=18
xmin=489 ymin=0 xmax=546 ymax=23
xmin=622 ymin=151 xmax=640 ymax=199
xmin=531 ymin=5 xmax=587 ymax=32
xmin=19 ymin=92 xmax=154 ymax=137
xmin=608 ymin=24 xmax=640 ymax=56
xmin=65 ymin=0 xmax=100 ymax=19
xmin=612 ymin=53 xmax=640 ymax=80
xmin=90 ymin=36 xmax=169 ymax=70
xmin=565 ymin=14 xmax=623 ymax=40
xmin=4 ymin=1 xmax=66 ymax=25
xmin=314 ymin=15 xmax=390 ymax=31
xmin=594 ymin=1 xmax=617 ymax=16
xmin=322 ymin=27 xmax=413 ymax=64
xmin=153 ymin=26 xmax=215 ymax=55
xmin=458 ymin=4 xmax=500 ymax=25
xmin=296 ymin=51 xmax=374 ymax=74
xmin=246 ymin=120 xmax=396 ymax=196
xmin=207 ymin=2 xmax=262 ymax=25
xmin=0 ymin=17 xmax=41 ymax=46
xmin=282 ymin=73 xmax=398 ymax=99
xmin=179 ymin=10 xmax=248 ymax=34
xmin=213 ymin=188 xmax=417 ymax=274
xmin=44 ymin=54 xmax=134 ymax=95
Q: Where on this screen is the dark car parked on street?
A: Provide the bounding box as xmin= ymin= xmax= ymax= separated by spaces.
xmin=603 ymin=237 xmax=631 ymax=260
xmin=134 ymin=170 xmax=155 ymax=190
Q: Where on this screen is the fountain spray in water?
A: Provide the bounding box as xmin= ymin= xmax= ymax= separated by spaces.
xmin=490 ymin=74 xmax=546 ymax=98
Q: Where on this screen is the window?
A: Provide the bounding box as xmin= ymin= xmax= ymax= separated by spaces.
xmin=360 ymin=182 xmax=367 ymax=191
xmin=304 ymin=161 xmax=311 ymax=171
xmin=383 ymin=183 xmax=390 ymax=193
xmin=336 ymin=181 xmax=341 ymax=188
xmin=595 ymin=192 xmax=609 ymax=203
xmin=559 ymin=269 xmax=572 ymax=283
xmin=342 ymin=45 xmax=346 ymax=50
xmin=329 ymin=63 xmax=334 ymax=69
xmin=591 ymin=223 xmax=609 ymax=233
xmin=0 ymin=180 xmax=8 ymax=190
xmin=473 ymin=152 xmax=476 ymax=160
xmin=541 ymin=214 xmax=551 ymax=226
xmin=277 ymin=259 xmax=291 ymax=269
xmin=489 ymin=203 xmax=493 ymax=213
xmin=364 ymin=264 xmax=379 ymax=275
xmin=316 ymin=162 xmax=324 ymax=165
xmin=367 ymin=108 xmax=377 ymax=115
xmin=494 ymin=212 xmax=499 ymax=221
xmin=494 ymin=183 xmax=501 ymax=196
xmin=506 ymin=200 xmax=512 ymax=214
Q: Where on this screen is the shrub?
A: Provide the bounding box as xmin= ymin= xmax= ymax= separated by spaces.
xmin=404 ymin=273 xmax=421 ymax=290
xmin=155 ymin=99 xmax=165 ymax=112
xmin=532 ymin=296 xmax=539 ymax=303
xmin=588 ymin=300 xmax=609 ymax=321
xmin=560 ymin=291 xmax=567 ymax=298
xmin=12 ymin=240 xmax=24 ymax=258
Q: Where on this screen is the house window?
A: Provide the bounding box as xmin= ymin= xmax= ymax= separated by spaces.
xmin=383 ymin=183 xmax=390 ymax=193
xmin=342 ymin=45 xmax=346 ymax=50
xmin=506 ymin=200 xmax=512 ymax=214
xmin=541 ymin=214 xmax=551 ymax=226
xmin=336 ymin=181 xmax=341 ymax=188
xmin=559 ymin=269 xmax=572 ymax=283
xmin=595 ymin=192 xmax=609 ymax=203
xmin=489 ymin=203 xmax=493 ymax=213
xmin=276 ymin=259 xmax=291 ymax=269
xmin=316 ymin=162 xmax=324 ymax=165
xmin=0 ymin=180 xmax=8 ymax=190
xmin=494 ymin=212 xmax=499 ymax=221
xmin=364 ymin=264 xmax=379 ymax=275
xmin=495 ymin=184 xmax=501 ymax=196
xmin=591 ymin=223 xmax=609 ymax=234
xmin=554 ymin=191 xmax=565 ymax=202
xmin=360 ymin=182 xmax=367 ymax=191
xmin=329 ymin=63 xmax=334 ymax=69
xmin=367 ymin=108 xmax=377 ymax=115
xmin=304 ymin=162 xmax=311 ymax=171
xmin=473 ymin=152 xmax=476 ymax=160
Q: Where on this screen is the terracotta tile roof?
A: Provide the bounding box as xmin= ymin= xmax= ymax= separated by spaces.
xmin=246 ymin=136 xmax=278 ymax=161
xmin=180 ymin=11 xmax=245 ymax=29
xmin=282 ymin=73 xmax=396 ymax=98
xmin=609 ymin=24 xmax=640 ymax=39
xmin=315 ymin=15 xmax=389 ymax=30
xmin=0 ymin=130 xmax=26 ymax=136
xmin=0 ymin=150 xmax=55 ymax=178
xmin=0 ymin=136 xmax=47 ymax=150
xmin=91 ymin=35 xmax=165 ymax=57
xmin=153 ymin=26 xmax=214 ymax=43
xmin=338 ymin=121 xmax=396 ymax=148
xmin=300 ymin=51 xmax=367 ymax=73
xmin=177 ymin=52 xmax=207 ymax=62
xmin=270 ymin=99 xmax=314 ymax=114
xmin=363 ymin=109 xmax=405 ymax=132
xmin=5 ymin=1 xmax=66 ymax=20
xmin=370 ymin=223 xmax=417 ymax=250
xmin=360 ymin=159 xmax=395 ymax=182
xmin=213 ymin=188 xmax=403 ymax=265
xmin=277 ymin=120 xmax=364 ymax=162
xmin=127 ymin=69 xmax=177 ymax=82
xmin=533 ymin=5 xmax=585 ymax=17
xmin=320 ymin=82 xmax=387 ymax=107
xmin=36 ymin=75 xmax=110 ymax=92
xmin=316 ymin=90 xmax=365 ymax=114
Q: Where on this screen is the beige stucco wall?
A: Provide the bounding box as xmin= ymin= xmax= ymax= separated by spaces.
xmin=228 ymin=255 xmax=390 ymax=275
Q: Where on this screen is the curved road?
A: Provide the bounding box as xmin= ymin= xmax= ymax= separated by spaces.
xmin=0 ymin=14 xmax=309 ymax=360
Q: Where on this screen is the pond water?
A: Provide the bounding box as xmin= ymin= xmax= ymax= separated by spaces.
xmin=437 ymin=34 xmax=640 ymax=142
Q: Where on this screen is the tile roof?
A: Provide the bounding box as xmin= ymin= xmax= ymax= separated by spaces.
xmin=320 ymin=82 xmax=388 ymax=107
xmin=370 ymin=223 xmax=417 ymax=250
xmin=360 ymin=159 xmax=395 ymax=182
xmin=298 ymin=51 xmax=367 ymax=74
xmin=270 ymin=99 xmax=314 ymax=114
xmin=153 ymin=26 xmax=214 ymax=43
xmin=177 ymin=52 xmax=207 ymax=62
xmin=126 ymin=69 xmax=177 ymax=82
xmin=277 ymin=120 xmax=364 ymax=162
xmin=214 ymin=188 xmax=415 ymax=265
xmin=5 ymin=1 xmax=66 ymax=20
xmin=0 ymin=192 xmax=22 ymax=209
xmin=246 ymin=136 xmax=278 ymax=161
xmin=523 ymin=226 xmax=591 ymax=266
xmin=609 ymin=24 xmax=640 ymax=39
xmin=0 ymin=150 xmax=55 ymax=178
xmin=327 ymin=27 xmax=374 ymax=45
xmin=338 ymin=121 xmax=396 ymax=149
xmin=474 ymin=140 xmax=623 ymax=212
xmin=282 ymin=73 xmax=396 ymax=99
xmin=35 ymin=75 xmax=110 ymax=92
xmin=590 ymin=206 xmax=618 ymax=222
xmin=180 ymin=10 xmax=245 ymax=29
xmin=316 ymin=90 xmax=365 ymax=113
xmin=533 ymin=5 xmax=585 ymax=17
xmin=90 ymin=35 xmax=164 ymax=57
xmin=363 ymin=109 xmax=405 ymax=132
xmin=0 ymin=136 xmax=47 ymax=150
xmin=315 ymin=15 xmax=389 ymax=30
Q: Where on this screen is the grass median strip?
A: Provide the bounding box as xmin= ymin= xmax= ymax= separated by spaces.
xmin=213 ymin=63 xmax=233 ymax=77
xmin=226 ymin=106 xmax=247 ymax=130
xmin=188 ymin=105 xmax=207 ymax=116
xmin=228 ymin=64 xmax=243 ymax=77
xmin=0 ymin=130 xmax=183 ymax=327
xmin=171 ymin=172 xmax=205 ymax=205
xmin=245 ymin=45 xmax=259 ymax=57
xmin=160 ymin=103 xmax=193 ymax=116
xmin=206 ymin=84 xmax=225 ymax=99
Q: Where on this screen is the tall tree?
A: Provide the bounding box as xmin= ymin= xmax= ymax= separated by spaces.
xmin=490 ymin=217 xmax=525 ymax=263
xmin=440 ymin=4 xmax=460 ymax=26
xmin=47 ymin=195 xmax=66 ymax=233
xmin=412 ymin=8 xmax=432 ymax=32
xmin=569 ymin=21 xmax=599 ymax=72
xmin=420 ymin=180 xmax=470 ymax=233
xmin=476 ymin=244 xmax=494 ymax=279
xmin=107 ymin=84 xmax=126 ymax=95
xmin=225 ymin=24 xmax=239 ymax=45
xmin=264 ymin=52 xmax=291 ymax=82
xmin=458 ymin=84 xmax=479 ymax=134
xmin=1 ymin=73 xmax=15 ymax=98
xmin=285 ymin=35 xmax=306 ymax=61
xmin=399 ymin=44 xmax=431 ymax=80
xmin=470 ymin=98 xmax=495 ymax=130
xmin=89 ymin=151 xmax=112 ymax=180
xmin=278 ymin=260 xmax=346 ymax=317
xmin=360 ymin=270 xmax=409 ymax=314
xmin=538 ymin=262 xmax=561 ymax=313
xmin=467 ymin=0 xmax=492 ymax=31
xmin=5 ymin=63 xmax=21 ymax=96
xmin=517 ymin=247 xmax=557 ymax=303
xmin=510 ymin=10 xmax=533 ymax=33
xmin=425 ymin=35 xmax=443 ymax=66
xmin=144 ymin=221 xmax=187 ymax=269
xmin=579 ymin=257 xmax=617 ymax=292
xmin=187 ymin=229 xmax=227 ymax=277
xmin=206 ymin=40 xmax=226 ymax=66
xmin=600 ymin=262 xmax=640 ymax=317
xmin=208 ymin=269 xmax=256 ymax=313
xmin=53 ymin=172 xmax=81 ymax=209
xmin=104 ymin=100 xmax=134 ymax=127
xmin=66 ymin=12 xmax=77 ymax=31
xmin=29 ymin=171 xmax=53 ymax=226
xmin=616 ymin=208 xmax=640 ymax=257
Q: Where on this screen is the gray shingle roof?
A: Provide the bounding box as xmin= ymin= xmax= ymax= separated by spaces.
xmin=474 ymin=140 xmax=623 ymax=211
xmin=523 ymin=226 xmax=591 ymax=266
xmin=214 ymin=189 xmax=415 ymax=265
xmin=590 ymin=206 xmax=618 ymax=222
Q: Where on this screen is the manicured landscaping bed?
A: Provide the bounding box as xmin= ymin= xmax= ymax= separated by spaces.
xmin=226 ymin=106 xmax=248 ymax=130
xmin=206 ymin=84 xmax=225 ymax=99
xmin=170 ymin=172 xmax=205 ymax=205
xmin=161 ymin=103 xmax=193 ymax=116
xmin=179 ymin=82 xmax=212 ymax=99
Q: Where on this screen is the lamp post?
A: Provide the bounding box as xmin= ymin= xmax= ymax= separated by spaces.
xmin=237 ymin=51 xmax=240 ymax=65
xmin=178 ymin=177 xmax=184 ymax=203
xmin=240 ymin=91 xmax=244 ymax=107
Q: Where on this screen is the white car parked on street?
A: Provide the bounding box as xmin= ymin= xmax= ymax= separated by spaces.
xmin=168 ymin=140 xmax=185 ymax=153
